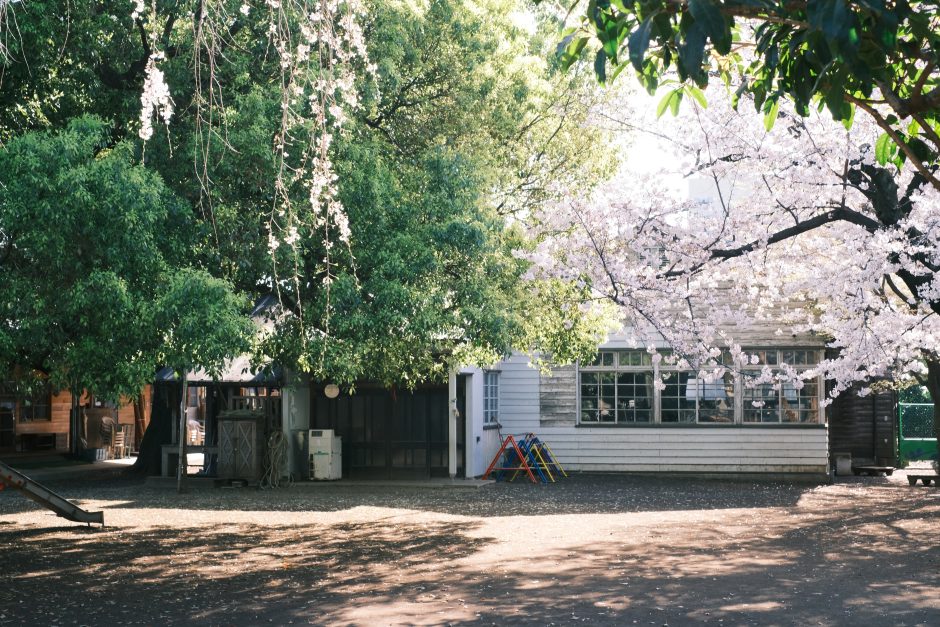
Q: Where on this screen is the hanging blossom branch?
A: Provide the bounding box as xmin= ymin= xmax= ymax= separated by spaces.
xmin=135 ymin=1 xmax=174 ymax=146
xmin=0 ymin=0 xmax=21 ymax=64
xmin=264 ymin=0 xmax=375 ymax=356
xmin=133 ymin=0 xmax=375 ymax=366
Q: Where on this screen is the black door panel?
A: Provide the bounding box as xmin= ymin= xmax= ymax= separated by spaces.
xmin=312 ymin=386 xmax=458 ymax=479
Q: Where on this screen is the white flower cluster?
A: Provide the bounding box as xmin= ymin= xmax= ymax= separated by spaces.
xmin=266 ymin=0 xmax=374 ymax=267
xmin=130 ymin=0 xmax=146 ymax=21
xmin=138 ymin=52 xmax=174 ymax=141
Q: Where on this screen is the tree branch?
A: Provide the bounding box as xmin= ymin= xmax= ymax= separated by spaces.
xmin=846 ymin=94 xmax=940 ymax=191
xmin=662 ymin=207 xmax=882 ymax=278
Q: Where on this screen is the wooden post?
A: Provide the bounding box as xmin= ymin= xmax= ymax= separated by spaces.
xmin=132 ymin=393 xmax=146 ymax=451
xmin=464 ymin=372 xmax=475 ymax=479
xmin=69 ymin=392 xmax=80 ymax=456
xmin=176 ymin=373 xmax=188 ymax=493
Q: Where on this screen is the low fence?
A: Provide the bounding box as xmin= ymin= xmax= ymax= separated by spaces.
xmin=898 ymin=403 xmax=938 ymax=462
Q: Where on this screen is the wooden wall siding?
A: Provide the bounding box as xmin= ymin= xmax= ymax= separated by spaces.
xmin=604 ymin=324 xmax=824 ymax=350
xmin=539 ymin=365 xmax=577 ymax=426
xmin=497 ymin=353 xmax=541 ymax=432
xmin=828 ymin=386 xmax=897 ymax=466
xmin=14 ymin=392 xmax=72 ymax=439
xmin=14 ymin=387 xmax=152 ymax=451
xmin=535 ymin=426 xmax=829 ymax=474
xmin=480 ymin=427 xmax=502 ymax=475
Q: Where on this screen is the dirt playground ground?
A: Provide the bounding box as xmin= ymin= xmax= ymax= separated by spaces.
xmin=0 ymin=469 xmax=938 ymax=626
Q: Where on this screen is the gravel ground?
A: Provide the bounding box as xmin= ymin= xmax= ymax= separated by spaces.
xmin=0 ymin=468 xmax=938 ymax=626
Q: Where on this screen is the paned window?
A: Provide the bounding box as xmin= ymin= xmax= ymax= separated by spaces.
xmin=578 ymin=348 xmax=821 ymax=425
xmin=0 ymin=381 xmax=52 ymax=422
xmin=483 ymin=371 xmax=499 ymax=424
xmin=742 ymin=350 xmax=819 ymax=423
xmin=580 ymin=351 xmax=653 ymax=423
xmin=659 ymin=359 xmax=735 ymax=423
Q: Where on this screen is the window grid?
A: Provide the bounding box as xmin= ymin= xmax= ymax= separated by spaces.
xmin=0 ymin=381 xmax=52 ymax=423
xmin=483 ymin=371 xmax=499 ymax=425
xmin=580 ymin=349 xmax=821 ymax=425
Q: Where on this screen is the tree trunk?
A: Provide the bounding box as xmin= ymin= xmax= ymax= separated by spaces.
xmin=69 ymin=392 xmax=80 ymax=457
xmin=126 ymin=384 xmax=177 ymax=476
xmin=132 ymin=394 xmax=146 ymax=450
xmin=926 ymin=358 xmax=940 ymax=470
xmin=177 ymin=374 xmax=188 ymax=493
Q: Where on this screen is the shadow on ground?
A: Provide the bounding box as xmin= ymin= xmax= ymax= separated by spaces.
xmin=0 ymin=476 xmax=938 ymax=625
xmin=0 ymin=473 xmax=818 ymax=518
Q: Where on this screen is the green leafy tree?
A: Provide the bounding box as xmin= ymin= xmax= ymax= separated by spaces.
xmin=556 ymin=1 xmax=940 ymax=183
xmin=1 ymin=1 xmax=612 ymax=406
xmin=0 ymin=117 xmax=250 ymax=464
xmin=152 ymin=268 xmax=252 ymax=489
xmin=255 ymin=0 xmax=614 ymax=384
xmin=0 ymin=117 xmax=183 ymax=398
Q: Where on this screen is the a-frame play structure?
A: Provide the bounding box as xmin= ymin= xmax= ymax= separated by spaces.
xmin=483 ymin=433 xmax=567 ymax=483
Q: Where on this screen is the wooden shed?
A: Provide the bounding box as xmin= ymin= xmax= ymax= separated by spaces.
xmin=828 ymin=385 xmax=898 ymax=468
xmin=0 ymin=384 xmax=150 ymax=454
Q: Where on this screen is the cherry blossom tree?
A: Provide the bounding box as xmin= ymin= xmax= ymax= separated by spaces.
xmin=528 ymin=83 xmax=940 ymax=442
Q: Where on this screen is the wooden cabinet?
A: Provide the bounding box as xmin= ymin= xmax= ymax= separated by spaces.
xmin=218 ymin=411 xmax=265 ymax=482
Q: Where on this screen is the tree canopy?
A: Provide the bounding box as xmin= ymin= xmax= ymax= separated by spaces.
xmin=0 ymin=0 xmax=612 ymax=393
xmin=546 ymin=1 xmax=940 ymax=441
xmin=530 ymin=83 xmax=940 ymax=440
xmin=558 ymin=1 xmax=940 ymax=184
xmin=0 ymin=116 xmax=249 ymax=399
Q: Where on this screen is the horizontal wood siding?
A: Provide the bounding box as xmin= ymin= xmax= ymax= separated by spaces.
xmin=14 ymin=392 xmax=73 ymax=444
xmin=480 ymin=428 xmax=502 ymax=475
xmin=536 ymin=426 xmax=828 ymax=474
xmin=13 ymin=388 xmax=151 ymax=451
xmin=491 ymin=351 xmax=830 ymax=475
xmin=539 ymin=365 xmax=576 ymax=426
xmin=496 ymin=354 xmax=540 ymax=433
xmin=610 ymin=300 xmax=825 ymax=349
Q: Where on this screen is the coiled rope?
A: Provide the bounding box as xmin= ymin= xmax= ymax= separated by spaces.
xmin=260 ymin=430 xmax=292 ymax=489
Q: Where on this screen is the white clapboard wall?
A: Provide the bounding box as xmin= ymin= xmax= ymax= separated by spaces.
xmin=494 ymin=352 xmax=829 ymax=475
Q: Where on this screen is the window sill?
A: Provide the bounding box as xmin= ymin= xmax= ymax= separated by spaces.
xmin=482 ymin=423 xmax=501 ymax=431
xmin=575 ymin=422 xmax=827 ymax=429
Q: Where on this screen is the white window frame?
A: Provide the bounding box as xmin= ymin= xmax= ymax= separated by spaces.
xmin=741 ymin=349 xmax=822 ymax=424
xmin=578 ymin=350 xmax=655 ymax=424
xmin=483 ymin=370 xmax=499 ymax=425
xmin=576 ymin=348 xmax=824 ymax=426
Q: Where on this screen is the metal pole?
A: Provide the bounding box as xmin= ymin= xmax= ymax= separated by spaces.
xmin=448 ymin=369 xmax=457 ymax=479
xmin=176 ymin=372 xmax=188 ymax=493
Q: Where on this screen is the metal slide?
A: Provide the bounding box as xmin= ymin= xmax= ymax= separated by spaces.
xmin=0 ymin=460 xmax=104 ymax=526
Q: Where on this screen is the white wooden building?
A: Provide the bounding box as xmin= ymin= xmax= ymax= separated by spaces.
xmin=459 ymin=338 xmax=830 ymax=480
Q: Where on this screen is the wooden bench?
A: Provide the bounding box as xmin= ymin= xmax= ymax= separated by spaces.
xmin=852 ymin=465 xmax=894 ymax=477
xmin=907 ymin=474 xmax=938 ymax=486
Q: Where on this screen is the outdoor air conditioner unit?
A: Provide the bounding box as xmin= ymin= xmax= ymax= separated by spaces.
xmin=309 ymin=429 xmax=342 ymax=480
